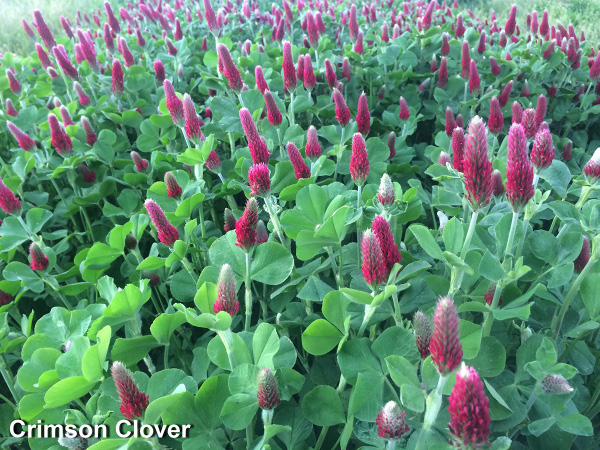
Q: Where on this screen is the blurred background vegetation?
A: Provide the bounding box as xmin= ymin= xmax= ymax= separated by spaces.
xmin=0 ymin=0 xmax=104 ymax=53
xmin=464 ymin=0 xmax=600 ymax=43
xmin=0 ymin=0 xmax=599 ymax=54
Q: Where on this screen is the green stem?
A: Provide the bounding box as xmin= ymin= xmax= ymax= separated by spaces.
xmin=288 ymin=91 xmax=295 ymax=126
xmin=228 ymin=132 xmax=236 ymax=159
xmin=448 ymin=210 xmax=478 ymax=296
xmin=264 ymin=196 xmax=286 ymax=248
xmin=218 ymin=329 xmax=236 ymax=370
xmin=553 ymin=258 xmax=598 ymax=339
xmin=326 ymin=247 xmax=341 ymax=288
xmin=515 ymin=217 xmax=530 ymax=261
xmin=181 ymin=258 xmax=198 ymax=284
xmin=415 ymin=374 xmax=447 ymax=450
xmin=391 ymin=292 xmax=401 ymax=326
xmin=314 ymin=426 xmax=330 ymax=450
xmin=0 ymin=354 xmax=19 ymax=404
xmin=357 ymin=294 xmax=376 ymax=338
xmin=163 ymin=344 xmax=169 ymax=369
xmin=244 ymin=252 xmax=253 ymax=331
xmin=356 ymin=183 xmax=363 ymax=270
xmin=333 ymin=126 xmax=345 ymax=180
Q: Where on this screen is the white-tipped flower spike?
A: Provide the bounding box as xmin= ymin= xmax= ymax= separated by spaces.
xmin=542 ymin=374 xmax=574 ymax=394
xmin=377 ymin=173 xmax=395 ymax=207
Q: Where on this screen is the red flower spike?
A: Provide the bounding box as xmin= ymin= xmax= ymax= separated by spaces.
xmin=163 ymin=80 xmax=184 ymax=127
xmin=574 ymin=236 xmax=590 ymax=272
xmin=303 ymin=54 xmax=316 ymax=91
xmin=183 ymin=94 xmax=204 ymax=144
xmin=0 ymin=178 xmax=21 ymax=215
xmin=240 ymin=108 xmax=271 ymax=164
xmin=506 ymin=124 xmax=534 ymax=212
xmin=490 ymin=57 xmax=501 ymax=75
xmin=217 ymin=43 xmax=243 ymax=92
xmin=342 ymin=57 xmax=351 ymax=81
xmin=413 ymin=311 xmax=432 ymax=359
xmin=296 ymin=55 xmax=305 ymax=83
xmin=349 ymin=4 xmax=358 ymax=41
xmin=22 ymin=19 xmax=36 ymax=40
xmin=145 ymin=199 xmax=179 ymax=246
xmin=111 ymin=59 xmax=124 ymax=95
xmin=53 ymin=46 xmax=79 ymax=80
xmin=488 ymin=97 xmax=503 ymax=135
xmin=206 ymin=150 xmax=222 ymax=173
xmin=540 ymin=10 xmax=549 ymax=36
xmin=521 ymin=80 xmax=531 ymax=98
xmin=282 ymin=41 xmax=296 ymax=93
xmin=531 ymin=129 xmax=555 ymax=172
xmin=590 ymin=53 xmax=600 ymax=81
xmin=354 ymin=31 xmax=364 ymax=54
xmin=81 ymin=117 xmax=98 ymax=146
xmin=33 ymin=10 xmax=56 ymax=50
xmin=438 ymin=56 xmax=448 ymax=89
xmin=372 ymin=215 xmax=401 ymax=278
xmin=542 ymin=374 xmax=574 ymax=394
xmin=461 ymin=40 xmax=471 ymax=79
xmin=306 ymin=12 xmax=319 ymax=48
xmin=441 ymin=33 xmax=450 ymax=55
xmin=287 ymin=143 xmax=311 ymax=180
xmin=376 ymin=401 xmax=410 ymax=440
xmin=74 ymin=82 xmax=90 ymax=106
xmin=305 ymin=126 xmax=321 ymax=161
xmin=498 ymin=80 xmax=513 ymax=108
xmin=255 ymin=66 xmax=269 ymax=93
xmin=505 ymin=4 xmax=517 ymax=35
xmin=78 ymin=163 xmax=96 ymax=183
xmin=30 ymin=243 xmax=49 ymax=271
xmin=7 ymin=121 xmax=36 ymax=151
xmin=214 ymin=264 xmax=239 ymax=316
xmin=257 ymin=367 xmax=280 ymax=410
xmin=521 ymin=108 xmax=537 ymax=138
xmin=324 ymin=59 xmax=337 ymax=89
xmin=468 ymin=60 xmax=480 ymax=95
xmin=492 ymin=170 xmax=505 ymax=196
xmin=356 ymin=93 xmax=370 ymax=135
xmin=131 ymin=151 xmax=148 ymax=172
xmin=35 ymin=43 xmax=53 ymax=70
xmin=165 ymin=172 xmax=182 ymax=199
xmin=0 ymin=289 xmax=13 ymax=306
xmin=477 ymin=30 xmax=486 ymax=53
xmin=333 ymin=89 xmax=351 ymax=127
xmin=154 ymin=61 xmax=165 ymax=84
xmin=448 ymin=364 xmax=491 ymax=447
xmin=445 ymin=108 xmax=456 ymax=137
xmin=350 ymin=133 xmax=369 ymax=185
xmin=430 ymin=296 xmax=463 ymax=375
xmin=224 ymin=208 xmax=236 ymax=232
xmin=264 ymin=90 xmax=282 ymax=126
xmin=484 ymin=283 xmax=502 ymax=306
xmin=60 ymin=106 xmax=75 ymax=127
xmin=203 ymin=0 xmax=220 ymax=34
xmin=535 ymin=94 xmax=547 ymax=128
xmin=48 ymin=113 xmax=72 ymax=155
xmin=248 ymin=163 xmax=271 ymax=197
xmin=377 ymin=173 xmax=395 ymax=207
xmin=456 ymin=114 xmax=464 ymax=129
xmin=452 ymin=127 xmax=465 ymax=172
xmin=463 ymin=117 xmax=493 ymax=211
xmin=103 ymin=23 xmax=114 ymax=53
xmin=455 ymin=14 xmax=466 ymax=38
xmin=361 ymin=229 xmax=387 ymax=288
xmin=562 ymin=141 xmax=573 ymax=161
xmin=512 ymin=101 xmax=523 ymax=124
xmin=235 ymin=198 xmax=258 ymax=251
xmin=387 ymin=132 xmax=396 ymax=159
xmin=111 ymin=362 xmax=149 ymax=419
xmin=6 ymin=99 xmax=17 ymax=117
xmin=105 ymin=2 xmax=121 ymax=33
xmin=399 ymin=97 xmax=410 ymax=120
xmin=381 ymin=22 xmax=389 ymax=42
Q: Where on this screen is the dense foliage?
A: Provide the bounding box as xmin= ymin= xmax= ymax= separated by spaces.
xmin=1 ymin=1 xmax=600 ymax=449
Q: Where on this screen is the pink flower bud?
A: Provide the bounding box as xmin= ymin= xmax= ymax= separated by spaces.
xmin=521 ymin=108 xmax=537 ymax=138
xmin=282 ymin=41 xmax=296 ymax=93
xmin=531 ymin=129 xmax=554 ymax=172
xmin=535 ymin=94 xmax=547 ymax=128
xmin=324 ymin=58 xmax=337 ymax=89
xmin=214 ymin=264 xmax=239 ymax=316
xmin=240 ymin=108 xmax=271 ymax=164
xmin=574 ymin=235 xmax=590 ymax=272
xmin=48 ymin=113 xmax=72 ymax=154
xmin=521 ymin=80 xmax=531 ymax=98
xmin=111 ymin=59 xmax=124 ymax=95
xmin=349 ymin=4 xmax=358 ymax=41
xmin=7 ymin=121 xmax=35 ymax=151
xmin=452 ymin=127 xmax=465 ymax=172
xmin=303 ymin=54 xmax=316 ymax=91
xmin=0 ymin=289 xmax=13 ymax=306
xmin=376 ymin=401 xmax=410 ymax=440
xmin=377 ymin=173 xmax=395 ymax=207
xmin=445 ymin=108 xmax=456 ymax=137
xmin=78 ymin=163 xmax=96 ymax=183
xmin=248 ymin=163 xmax=271 ymax=197
xmin=342 ymin=57 xmax=351 ymax=81
xmin=505 ymin=4 xmax=517 ymax=35
xmin=498 ymin=80 xmax=513 ymax=108
xmin=145 ymin=199 xmax=179 ymax=246
xmin=236 ymin=198 xmax=258 ymax=251
xmin=165 ymin=172 xmax=182 ymax=199
xmin=306 ymin=12 xmax=319 ymax=48
xmin=477 ymin=30 xmax=487 ymax=53
xmin=22 ymin=19 xmax=36 ymax=39
xmin=356 ymin=93 xmax=370 ymax=135
xmin=255 ymin=66 xmax=269 ymax=94
xmin=287 ymin=143 xmax=311 ymax=179
xmin=256 ymin=220 xmax=268 ymax=244
xmin=60 ymin=106 xmax=75 ymax=126
xmin=542 ymin=374 xmax=574 ymax=394
xmin=206 ymin=150 xmax=222 ymax=173
xmin=111 ymin=361 xmax=149 ymax=419
xmin=217 ymin=43 xmax=243 ymax=92
xmin=0 ymin=178 xmax=21 ymax=215
xmin=183 ymin=94 xmax=204 ymax=143
xmin=105 ymin=1 xmax=121 ymax=33
xmin=381 ymin=22 xmax=390 ymax=42
xmin=441 ymin=33 xmax=450 ymax=55
xmin=448 ymin=364 xmax=491 ymax=447
xmin=488 ymin=97 xmax=503 ymax=135
xmin=73 ymin=81 xmax=90 ymax=106
xmin=296 ymin=55 xmax=305 ymax=83
xmin=33 ymin=10 xmax=56 ymax=50
xmin=512 ymin=101 xmax=523 ymax=124
xmin=5 ymin=99 xmax=17 ymax=117
xmin=492 ymin=169 xmax=505 ymax=196
xmin=468 ymin=60 xmax=480 ymax=95
xmin=439 ymin=151 xmax=451 ymax=166
xmin=361 ymin=229 xmax=387 ymax=288
xmin=455 ymin=14 xmax=466 ymax=37
xmin=305 ymin=125 xmax=321 ymax=161
xmin=30 ymin=243 xmax=49 ymax=271
xmin=333 ymin=88 xmax=351 ymax=127
xmin=372 ymin=215 xmax=401 ymax=278
xmin=350 ymin=133 xmax=369 ymax=185
xmin=131 ymin=151 xmax=148 ymax=172
xmin=264 ymin=90 xmax=282 ymax=126
xmin=463 ymin=117 xmax=492 ymax=211
xmin=506 ymin=124 xmax=534 ymax=212
xmin=81 ymin=117 xmax=98 ymax=146
xmin=413 ymin=311 xmax=432 ymax=359
xmin=430 ymin=297 xmax=463 ymax=375
xmin=203 ymin=0 xmax=220 ymax=34
xmin=257 ymin=367 xmax=280 ymax=410
xmin=438 ymin=56 xmax=448 ymax=89
xmin=399 ymin=97 xmax=410 ymax=120
xmin=354 ymin=31 xmax=364 ymax=54
xmin=461 ymin=40 xmax=471 ymax=79
xmin=562 ymin=140 xmax=573 ymax=161
xmin=35 ymin=43 xmax=53 ymax=70
xmin=490 ymin=56 xmax=501 ymax=75
xmin=154 ymin=61 xmax=165 ymax=84
xmin=224 ymin=208 xmax=236 ymax=232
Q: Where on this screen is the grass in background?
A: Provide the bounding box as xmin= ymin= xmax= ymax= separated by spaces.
xmin=0 ymin=0 xmax=104 ymax=54
xmin=464 ymin=0 xmax=600 ymax=43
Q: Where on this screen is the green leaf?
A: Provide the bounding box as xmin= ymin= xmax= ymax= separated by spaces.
xmin=460 ymin=320 xmax=482 ymax=360
xmin=150 ymin=312 xmax=187 ymax=345
xmin=194 ymin=374 xmax=230 ymax=431
xmin=253 ymin=323 xmax=280 ymax=367
xmin=220 ymin=394 xmax=259 ymax=430
xmin=106 ymin=284 xmax=149 ymax=317
xmin=26 ymin=208 xmax=53 ymax=234
xmin=443 ymin=217 xmax=464 ymax=254
xmin=81 ymin=326 xmax=111 ymax=381
xmin=529 ymin=417 xmax=556 ymax=437
xmin=347 ymin=372 xmax=384 ymax=421
xmin=44 ymin=376 xmax=98 ymax=408
xmin=302 ymin=319 xmax=342 ymax=356
xmin=479 ymin=250 xmax=505 ymax=282
xmin=108 ymin=222 xmax=134 ymax=252
xmin=465 ymin=336 xmax=506 ymax=378
xmin=301 ymin=385 xmax=345 ymax=426
xmin=85 ymin=243 xmax=122 ymax=269
xmin=145 ymin=391 xmax=190 ymax=425
xmin=137 ymin=256 xmax=166 ymax=270
xmin=386 ymin=355 xmax=420 ymax=387
xmin=401 ymin=383 xmax=425 ymax=412
xmin=338 ymin=338 xmax=381 ymax=384
xmin=528 ymin=230 xmax=558 ymax=265
xmin=251 ymin=242 xmax=294 ymax=285
xmin=556 ymin=414 xmax=593 ymax=436
xmin=537 ymin=338 xmax=557 ymax=370
xmin=111 ymin=336 xmax=160 ymax=366
xmin=409 ymin=224 xmax=444 ymax=260
xmin=581 ymin=274 xmax=600 ymax=319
